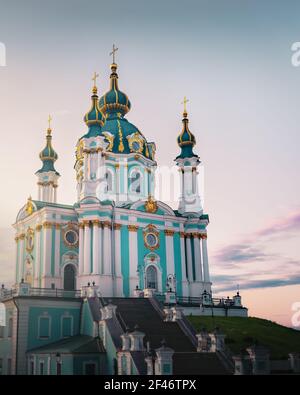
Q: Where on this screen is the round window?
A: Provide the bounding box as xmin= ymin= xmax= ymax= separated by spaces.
xmin=65 ymin=230 xmax=78 ymax=246
xmin=146 ymin=233 xmax=158 ymax=249
xmin=132 ymin=141 xmax=141 ymax=151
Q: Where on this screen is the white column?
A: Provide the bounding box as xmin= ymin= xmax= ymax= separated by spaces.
xmin=193 ymin=234 xmax=203 ymax=282
xmin=79 ymin=223 xmax=84 ymax=275
xmin=15 ymin=237 xmax=19 ymax=283
xmin=180 ymin=232 xmax=188 ymax=282
xmin=83 ymin=221 xmax=91 ymax=274
xmin=92 ymin=220 xmax=100 ymax=274
xmin=43 ymin=223 xmax=53 ymax=279
xmin=35 ymin=226 xmax=42 ymax=286
xmin=54 ymin=185 xmax=58 ymax=203
xmin=186 ymin=234 xmax=193 ymax=281
xmin=202 ymin=235 xmax=210 ymax=283
xmin=103 ymin=222 xmax=112 ymax=275
xmin=128 ymin=225 xmax=139 ymax=293
xmin=114 ymin=224 xmax=122 ymax=277
xmin=165 ymin=230 xmax=175 ymax=277
xmin=54 ymin=224 xmax=61 ymax=278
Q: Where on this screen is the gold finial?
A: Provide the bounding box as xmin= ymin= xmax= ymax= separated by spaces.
xmin=110 ymin=44 xmax=119 ymax=64
xmin=181 ymin=96 xmax=189 ymax=116
xmin=47 ymin=114 xmax=52 ymax=135
xmin=92 ymin=72 xmax=99 ymax=94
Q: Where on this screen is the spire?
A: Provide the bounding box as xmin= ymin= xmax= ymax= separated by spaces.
xmin=36 ymin=116 xmax=59 ymax=175
xmin=176 ymin=97 xmax=197 ymax=160
xmin=99 ymin=45 xmax=131 ymax=117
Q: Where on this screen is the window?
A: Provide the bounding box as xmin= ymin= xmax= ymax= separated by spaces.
xmin=0 ymin=358 xmax=3 ymax=375
xmin=62 ymin=317 xmax=72 ymax=338
xmin=0 ymin=326 xmax=4 ymax=338
xmin=30 ymin=360 xmax=35 ymax=375
xmin=7 ymin=358 xmax=12 ymax=375
xmin=39 ymin=361 xmax=44 ymax=375
xmin=129 ymin=171 xmax=141 ymax=194
xmin=146 ymin=266 xmax=158 ymax=290
xmin=105 ymin=171 xmax=113 ymax=192
xmin=8 ymin=318 xmax=13 ymax=337
xmin=64 ymin=265 xmax=76 ymax=291
xmin=84 ymin=363 xmax=96 ymax=375
xmin=56 ymin=362 xmax=62 ymax=375
xmin=39 ymin=317 xmax=50 ymax=339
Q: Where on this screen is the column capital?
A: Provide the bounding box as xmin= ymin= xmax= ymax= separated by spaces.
xmin=103 ymin=221 xmax=112 ymax=229
xmin=185 ymin=233 xmax=192 ymax=239
xmin=15 ymin=236 xmax=19 ymax=242
xmin=83 ymin=220 xmax=91 ymax=227
xmin=200 ymin=233 xmax=208 ymax=240
xmin=128 ymin=225 xmax=139 ymax=232
xmin=113 ymin=223 xmax=122 ymax=230
xmin=43 ymin=222 xmax=53 ymax=229
xmin=179 ymin=232 xmax=185 ymax=238
xmin=164 ymin=229 xmax=175 ymax=237
xmin=19 ymin=233 xmax=25 ymax=240
xmin=55 ymin=223 xmax=61 ymax=230
xmin=92 ymin=219 xmax=101 ymax=227
xmin=192 ymin=232 xmax=201 ymax=239
xmin=35 ymin=224 xmax=42 ymax=232
xmin=79 ymin=222 xmax=85 ymax=229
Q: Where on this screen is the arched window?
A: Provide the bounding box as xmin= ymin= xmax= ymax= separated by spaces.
xmin=64 ymin=265 xmax=76 ymax=291
xmin=146 ymin=266 xmax=158 ymax=290
xmin=105 ymin=171 xmax=113 ymax=193
xmin=129 ymin=170 xmax=142 ymax=194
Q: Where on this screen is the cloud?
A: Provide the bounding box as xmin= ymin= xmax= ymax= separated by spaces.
xmin=255 ymin=210 xmax=300 ymax=239
xmin=212 ymin=208 xmax=300 ymax=293
xmin=214 ymin=244 xmax=271 ymax=263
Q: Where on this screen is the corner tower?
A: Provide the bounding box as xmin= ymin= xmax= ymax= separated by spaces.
xmin=175 ymin=99 xmax=203 ymax=216
xmin=36 ymin=116 xmax=60 ymax=203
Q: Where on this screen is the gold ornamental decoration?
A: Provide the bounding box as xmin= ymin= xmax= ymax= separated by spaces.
xmin=25 ymin=197 xmax=34 ymax=216
xmin=145 ymin=195 xmax=158 ymax=214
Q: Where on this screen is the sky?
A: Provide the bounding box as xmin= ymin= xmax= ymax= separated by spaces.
xmin=0 ymin=0 xmax=299 ymax=328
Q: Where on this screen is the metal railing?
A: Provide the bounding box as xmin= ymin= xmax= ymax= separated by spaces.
xmin=0 ymin=287 xmax=81 ymax=301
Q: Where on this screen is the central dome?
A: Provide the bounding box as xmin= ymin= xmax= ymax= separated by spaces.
xmin=98 ymin=63 xmax=154 ymax=160
xmin=99 ymin=63 xmax=131 ymax=116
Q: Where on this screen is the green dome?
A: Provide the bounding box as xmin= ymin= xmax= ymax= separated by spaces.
xmin=101 ymin=113 xmax=151 ymax=158
xmin=176 ymin=111 xmax=197 ymax=160
xmin=37 ymin=128 xmax=60 ymax=175
xmin=99 ymin=64 xmax=131 ymax=116
xmin=84 ymin=86 xmax=105 ymax=127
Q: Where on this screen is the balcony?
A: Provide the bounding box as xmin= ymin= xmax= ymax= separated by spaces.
xmin=0 ymin=283 xmax=81 ymax=301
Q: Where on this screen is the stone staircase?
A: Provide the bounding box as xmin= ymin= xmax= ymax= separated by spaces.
xmin=108 ymin=297 xmax=230 ymax=375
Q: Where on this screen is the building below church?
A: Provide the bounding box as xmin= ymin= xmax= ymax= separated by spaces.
xmin=0 ymin=55 xmax=248 ymax=375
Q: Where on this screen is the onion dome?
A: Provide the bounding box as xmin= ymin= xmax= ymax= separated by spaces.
xmin=99 ymin=62 xmax=153 ymax=159
xmin=99 ymin=63 xmax=131 ymax=117
xmin=36 ymin=117 xmax=60 ymax=175
xmin=176 ymin=109 xmax=197 ymax=159
xmin=82 ymin=75 xmax=105 ymax=138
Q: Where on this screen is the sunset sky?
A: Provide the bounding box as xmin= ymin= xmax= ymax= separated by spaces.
xmin=0 ymin=0 xmax=299 ymax=328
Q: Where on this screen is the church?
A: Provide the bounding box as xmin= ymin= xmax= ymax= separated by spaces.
xmin=0 ymin=48 xmax=248 ymax=376
xmin=14 ymin=53 xmax=213 ymax=300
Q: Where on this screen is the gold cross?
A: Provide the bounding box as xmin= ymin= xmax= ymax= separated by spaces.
xmin=181 ymin=96 xmax=189 ymax=113
xmin=92 ymin=72 xmax=99 ymax=87
xmin=110 ymin=44 xmax=119 ymax=64
xmin=48 ymin=114 xmax=52 ymax=130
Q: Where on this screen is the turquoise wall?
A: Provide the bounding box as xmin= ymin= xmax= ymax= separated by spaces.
xmin=27 ymin=306 xmax=81 ymax=350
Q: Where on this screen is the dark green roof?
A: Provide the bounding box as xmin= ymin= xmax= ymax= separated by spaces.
xmin=27 ymin=335 xmax=105 ymax=354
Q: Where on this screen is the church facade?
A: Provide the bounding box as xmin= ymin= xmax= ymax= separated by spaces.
xmin=14 ymin=60 xmax=213 ymax=300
